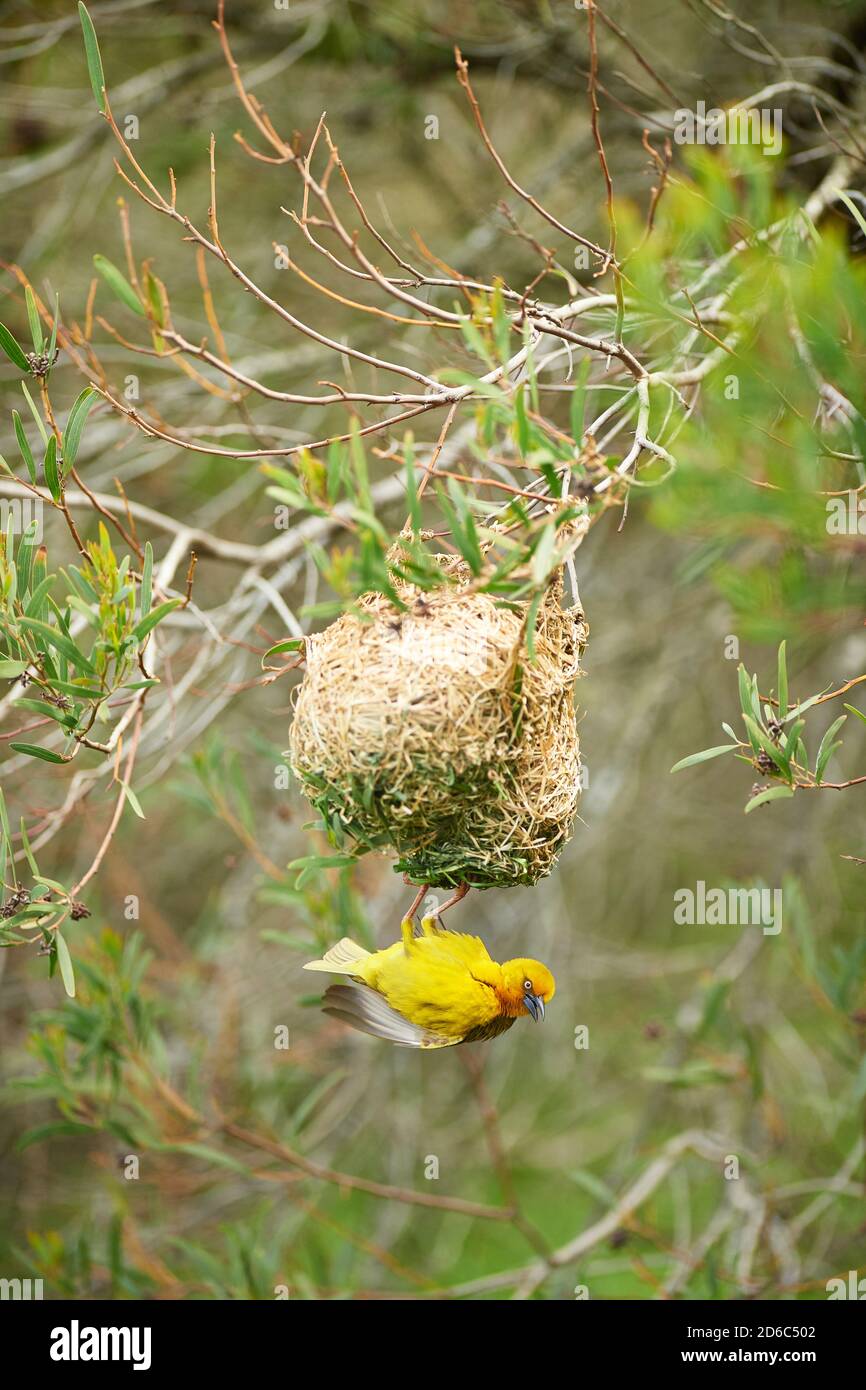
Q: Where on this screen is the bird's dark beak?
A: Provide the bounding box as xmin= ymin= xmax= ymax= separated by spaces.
xmin=524 ymin=992 xmax=545 ymax=1022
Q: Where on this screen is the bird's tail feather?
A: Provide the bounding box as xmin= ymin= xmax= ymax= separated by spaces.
xmin=303 ymin=937 xmax=370 ymax=975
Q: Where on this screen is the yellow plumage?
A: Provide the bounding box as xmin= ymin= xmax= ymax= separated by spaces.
xmin=303 ymin=916 xmax=555 ymax=1049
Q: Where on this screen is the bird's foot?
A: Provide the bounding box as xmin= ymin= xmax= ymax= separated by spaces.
xmin=435 ymin=882 xmax=470 ymax=918
xmin=403 ymin=881 xmax=429 ymax=925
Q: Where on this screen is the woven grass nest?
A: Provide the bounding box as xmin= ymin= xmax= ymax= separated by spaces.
xmin=289 ymin=551 xmax=588 ymax=890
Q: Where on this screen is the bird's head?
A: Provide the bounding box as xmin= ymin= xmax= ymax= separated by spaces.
xmin=499 ymin=959 xmax=556 ymax=1022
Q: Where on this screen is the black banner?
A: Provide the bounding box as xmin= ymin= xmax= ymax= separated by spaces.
xmin=6 ymin=1294 xmax=862 ymax=1375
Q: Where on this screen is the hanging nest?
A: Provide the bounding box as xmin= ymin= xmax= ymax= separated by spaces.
xmin=288 ymin=548 xmax=588 ymax=890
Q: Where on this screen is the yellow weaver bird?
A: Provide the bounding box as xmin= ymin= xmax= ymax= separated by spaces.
xmin=303 ymin=916 xmax=555 ymax=1049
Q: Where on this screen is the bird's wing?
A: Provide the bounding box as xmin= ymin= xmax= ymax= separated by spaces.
xmin=420 ymin=927 xmax=493 ymax=969
xmin=323 ymin=983 xmax=461 ymax=1049
xmin=436 ymin=934 xmax=492 ymax=967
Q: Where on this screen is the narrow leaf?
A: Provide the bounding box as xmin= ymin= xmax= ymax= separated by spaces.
xmin=10 ymin=743 xmax=69 ymax=764
xmin=531 ymin=523 xmax=556 ymax=586
xmin=43 ymin=435 xmax=61 ymax=503
xmin=745 ymin=785 xmax=795 ymax=813
xmin=570 ymin=356 xmax=591 ymax=446
xmin=93 ymin=255 xmax=144 ymax=316
xmin=120 ymin=782 xmax=145 ymax=819
xmin=815 ymin=715 xmax=846 ymax=784
xmin=21 ymin=381 xmax=49 ymax=445
xmin=78 ymin=2 xmax=106 ymax=113
xmin=262 ymin=637 xmax=304 ymax=669
xmin=25 ymin=286 xmax=43 ymax=353
xmin=13 ymin=411 xmax=36 ymax=485
xmin=54 ymin=929 xmax=76 ymax=998
xmin=140 ymin=540 xmax=153 ymax=620
xmin=837 ymin=190 xmax=866 ymax=240
xmin=62 ymin=387 xmax=96 ymax=475
xmin=19 ymin=617 xmax=97 ymax=675
xmin=776 ymin=640 xmax=787 ymax=719
xmin=670 ymin=744 xmax=738 ymax=774
xmin=46 ymin=294 xmax=60 ymax=375
xmin=132 ymin=597 xmax=181 ymax=641
xmin=0 ymin=322 xmax=30 ymax=372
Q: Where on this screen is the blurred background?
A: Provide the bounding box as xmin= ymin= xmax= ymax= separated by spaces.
xmin=1 ymin=0 xmax=865 ymax=1300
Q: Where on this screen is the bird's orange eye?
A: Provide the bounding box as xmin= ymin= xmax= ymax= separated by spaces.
xmin=523 ymin=979 xmax=532 ymax=992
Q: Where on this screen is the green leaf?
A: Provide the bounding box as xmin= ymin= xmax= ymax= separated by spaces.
xmin=31 ymin=876 xmax=68 ymax=895
xmin=514 ymin=383 xmax=530 ymax=456
xmin=24 ymin=573 xmax=54 ymax=619
xmin=783 ymin=719 xmax=805 ymax=762
xmin=49 ymin=679 xmax=105 ymax=700
xmin=165 ymin=1143 xmax=249 ymax=1175
xmin=815 ymin=715 xmax=846 ymax=784
xmin=0 ymin=786 xmax=12 ymax=851
xmin=525 ymin=589 xmax=544 ymax=661
xmin=737 ymin=664 xmax=760 ymax=723
xmin=10 ymin=743 xmax=69 ymax=764
xmin=0 ymin=788 xmax=9 ymax=889
xmin=0 ymin=322 xmax=30 ymax=372
xmin=54 ymin=929 xmax=76 ymax=998
xmin=46 ymin=294 xmax=60 ymax=376
xmin=18 ymin=617 xmax=97 ymax=675
xmin=289 ymin=853 xmax=358 ymax=871
xmin=745 ymin=785 xmax=795 ymax=813
xmin=93 ymin=255 xmax=144 ymax=316
xmin=458 ymin=315 xmax=494 ymax=366
xmin=120 ymin=782 xmax=145 ymax=819
xmin=568 ymin=1167 xmax=617 ymax=1207
xmin=404 ymin=440 xmax=422 ymax=534
xmin=0 ymin=659 xmax=28 ymax=678
xmin=140 ymin=540 xmax=153 ymax=620
xmin=783 ymin=688 xmax=830 ymax=722
xmin=440 ymin=480 xmax=483 ymax=576
xmin=670 ymin=744 xmax=738 ymax=773
xmin=349 ymin=421 xmax=372 ymax=511
xmin=570 ymin=356 xmax=591 ymax=446
xmin=43 ymin=435 xmax=61 ymax=503
xmin=18 ymin=1121 xmax=93 ymax=1151
xmin=18 ymin=518 xmax=40 ymax=588
xmin=13 ymin=411 xmax=36 ymax=484
xmin=25 ymin=286 xmax=43 ymax=353
xmin=19 ymin=816 xmax=40 ymax=878
xmin=531 ymin=522 xmax=556 ymax=586
xmin=143 ymin=268 xmax=165 ymax=328
xmin=262 ymin=637 xmax=304 ymax=668
xmin=132 ymin=597 xmax=181 ymax=642
xmin=21 ymin=381 xmax=49 ymax=445
xmin=843 ymin=703 xmax=866 ymax=727
xmin=63 ymin=565 xmax=99 ymax=604
xmin=776 ymin=640 xmax=787 ymax=719
xmin=837 ymin=190 xmax=866 ymax=240
xmin=14 ymin=698 xmax=77 ymax=728
xmin=62 ymin=388 xmax=96 ymax=475
xmin=78 ymin=2 xmax=106 ymax=113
